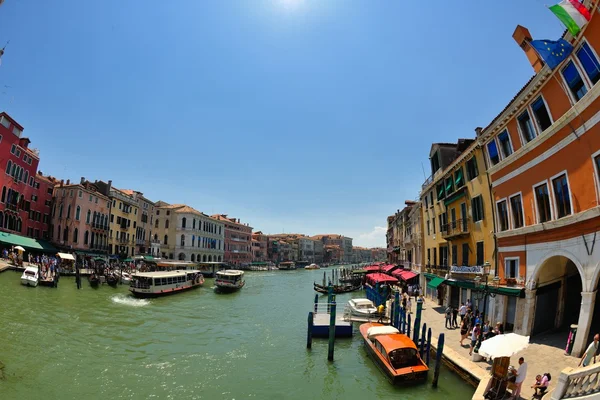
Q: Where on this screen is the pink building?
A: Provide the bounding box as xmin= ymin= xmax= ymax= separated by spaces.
xmin=211 ymin=214 xmax=253 ymax=266
xmin=252 ymin=231 xmax=268 ymax=262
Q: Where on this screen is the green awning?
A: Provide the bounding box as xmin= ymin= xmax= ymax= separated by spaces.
xmin=444 ymin=190 xmax=466 ymax=206
xmin=0 ymin=232 xmax=57 ymax=253
xmin=445 ymin=179 xmax=453 ymax=192
xmin=251 ymin=262 xmax=267 ymax=266
xmin=424 ymin=273 xmax=438 ymax=279
xmin=492 ymin=287 xmax=525 ymax=298
xmin=445 ymin=279 xmax=476 ymax=289
xmin=455 ymin=169 xmax=464 ymax=187
xmin=123 ymin=258 xmax=134 ymax=262
xmin=427 ymin=277 xmax=446 ymax=289
xmin=437 ymin=184 xmax=445 ymax=200
xmin=93 ymin=257 xmax=106 ymax=262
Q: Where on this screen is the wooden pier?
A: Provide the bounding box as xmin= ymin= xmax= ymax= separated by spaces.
xmin=311 ymin=312 xmax=352 ymax=338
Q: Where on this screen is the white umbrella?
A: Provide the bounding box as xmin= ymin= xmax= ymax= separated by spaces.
xmin=478 ymin=333 xmax=530 ymax=359
xmin=14 ymin=246 xmax=25 ymax=252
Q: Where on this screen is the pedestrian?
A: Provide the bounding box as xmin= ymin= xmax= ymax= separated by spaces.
xmin=445 ymin=305 xmax=452 ymax=329
xmin=466 ymin=298 xmax=472 ymax=310
xmin=452 ymin=306 xmax=458 ymax=328
xmin=460 ymin=319 xmax=469 ymax=346
xmin=579 ymin=333 xmax=600 ymax=367
xmin=469 ymin=323 xmax=480 ymax=356
xmin=459 ymin=302 xmax=467 ymax=323
xmin=377 ymin=303 xmax=385 ymax=324
xmin=510 ymin=357 xmax=528 ymax=399
xmin=531 ymin=373 xmax=551 ymax=397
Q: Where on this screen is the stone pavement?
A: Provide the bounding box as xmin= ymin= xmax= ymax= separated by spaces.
xmin=418 ymin=297 xmax=580 ymax=399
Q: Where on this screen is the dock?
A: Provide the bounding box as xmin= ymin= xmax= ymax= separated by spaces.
xmin=311 ymin=312 xmax=353 ymax=338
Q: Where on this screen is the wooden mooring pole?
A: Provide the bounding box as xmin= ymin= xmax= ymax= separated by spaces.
xmin=314 ymin=294 xmax=319 ymax=314
xmin=393 ymin=291 xmax=400 ymax=328
xmin=426 ymin=327 xmax=432 ymax=366
xmin=328 ymin=296 xmax=336 ymax=361
xmin=307 ymin=312 xmax=313 ymax=349
xmin=407 ymin=313 xmax=411 ymax=338
xmin=420 ymin=323 xmax=426 ymax=359
xmin=432 ymin=333 xmax=445 ymax=388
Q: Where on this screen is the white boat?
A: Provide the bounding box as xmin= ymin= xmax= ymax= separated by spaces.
xmin=215 ymin=270 xmax=245 ymax=293
xmin=129 ymin=270 xmax=204 ymax=298
xmin=21 ymin=266 xmax=39 ymax=287
xmin=120 ymin=272 xmax=132 ymax=284
xmin=305 ymin=263 xmax=320 ymax=270
xmin=348 ymin=298 xmax=378 ymax=317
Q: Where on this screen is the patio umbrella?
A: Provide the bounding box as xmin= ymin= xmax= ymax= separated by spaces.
xmin=478 ymin=333 xmax=530 ymax=359
xmin=14 ymin=246 xmax=25 ymax=252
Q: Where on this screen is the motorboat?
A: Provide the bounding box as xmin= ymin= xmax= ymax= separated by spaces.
xmin=348 ymin=298 xmax=378 ymax=317
xmin=20 ymin=266 xmax=39 ymax=287
xmin=360 ymin=323 xmax=429 ymax=384
xmin=314 ymin=282 xmax=362 ymax=294
xmin=214 ymin=270 xmax=245 ymax=293
xmin=278 ymin=262 xmax=296 ymax=270
xmin=129 ymin=270 xmax=204 ymax=298
xmin=305 ymin=263 xmax=320 ymax=270
xmin=120 ymin=272 xmax=133 ymax=284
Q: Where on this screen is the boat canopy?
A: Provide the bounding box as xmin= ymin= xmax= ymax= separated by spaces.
xmin=367 ymin=326 xmax=400 ymax=339
xmin=57 ymin=252 xmax=75 ymax=260
xmin=217 ymin=269 xmax=244 ymax=277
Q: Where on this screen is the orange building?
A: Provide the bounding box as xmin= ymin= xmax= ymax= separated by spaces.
xmin=479 ymin=11 xmax=600 ymax=356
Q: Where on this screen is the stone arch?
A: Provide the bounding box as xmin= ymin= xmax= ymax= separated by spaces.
xmin=530 ymin=249 xmax=586 ymax=290
xmin=178 ymin=252 xmax=186 ymax=261
xmin=191 ymin=254 xmax=195 ymax=262
xmin=203 ymin=254 xmax=207 ymax=262
xmin=208 ymin=255 xmax=212 ymax=262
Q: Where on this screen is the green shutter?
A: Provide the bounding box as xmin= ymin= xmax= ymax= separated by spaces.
xmin=437 ymin=184 xmax=445 ymax=200
xmin=445 ymin=179 xmax=453 ymax=192
xmin=455 ymin=169 xmax=463 ymax=187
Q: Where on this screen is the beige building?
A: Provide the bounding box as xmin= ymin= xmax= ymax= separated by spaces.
xmin=153 ymin=202 xmax=224 ymax=262
xmin=121 ymin=190 xmax=156 ymax=257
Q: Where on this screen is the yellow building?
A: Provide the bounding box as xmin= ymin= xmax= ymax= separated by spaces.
xmin=108 ymin=187 xmax=139 ymax=257
xmin=420 ymin=140 xmax=495 ymax=311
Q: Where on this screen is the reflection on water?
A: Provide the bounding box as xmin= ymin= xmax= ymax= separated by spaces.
xmin=0 ymin=270 xmax=474 ymax=400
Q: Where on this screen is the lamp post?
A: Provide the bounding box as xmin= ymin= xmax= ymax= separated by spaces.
xmin=472 ymin=261 xmax=500 ymax=323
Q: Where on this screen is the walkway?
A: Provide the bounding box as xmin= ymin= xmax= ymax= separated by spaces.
xmin=419 ymin=298 xmax=580 ymax=399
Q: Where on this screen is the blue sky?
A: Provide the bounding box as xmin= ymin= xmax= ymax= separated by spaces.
xmin=0 ymin=0 xmax=567 ymax=247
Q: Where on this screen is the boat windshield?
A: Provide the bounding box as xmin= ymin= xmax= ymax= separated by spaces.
xmin=25 ymin=270 xmax=36 ymax=276
xmin=388 ymin=348 xmax=419 ymax=369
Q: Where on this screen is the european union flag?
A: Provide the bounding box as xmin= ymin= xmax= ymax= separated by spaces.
xmin=530 ymin=38 xmax=573 ymax=70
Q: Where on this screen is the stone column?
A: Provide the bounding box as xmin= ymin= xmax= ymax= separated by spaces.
xmin=572 ymin=291 xmax=597 ymax=357
xmin=518 ymin=289 xmax=537 ymax=336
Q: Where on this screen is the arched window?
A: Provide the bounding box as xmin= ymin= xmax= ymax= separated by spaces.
xmin=182 ymin=217 xmax=187 ymax=228
xmin=1 ymin=186 xmax=5 ymax=203
xmin=63 ymin=226 xmax=68 ymax=241
xmin=18 ymin=167 xmax=23 ymax=182
xmin=165 ymin=220 xmax=169 ymax=229
xmin=84 ymin=231 xmax=89 ymax=245
xmin=16 ymin=218 xmax=21 ymax=232
xmin=67 ymin=205 xmax=71 ymax=219
xmin=10 ymin=163 xmax=16 ymax=177
xmin=203 ymin=254 xmax=207 ymax=262
xmin=178 ymin=253 xmax=185 ymax=260
xmin=0 ymin=212 xmax=4 ymax=228
xmin=193 ymin=219 xmax=196 ymax=229
xmin=24 ymin=171 xmax=28 ymax=184
xmin=75 ymin=206 xmax=81 ymax=221
xmin=155 ymin=219 xmax=159 ymax=228
xmin=5 ymin=160 xmax=11 ymax=174
xmin=57 ymin=225 xmax=61 ymax=238
xmin=73 ymin=228 xmax=78 ymax=243
xmin=192 ymin=235 xmax=195 ymax=247
xmin=93 ymin=211 xmax=97 ymax=224
xmin=191 ymin=254 xmax=195 ymax=262
xmin=208 ymin=255 xmax=212 ymax=262
xmin=180 ymin=234 xmax=185 ymax=247
xmin=58 ymin=204 xmax=63 ymax=218
xmin=164 ymin=235 xmax=168 ymax=245
xmin=218 ymin=255 xmax=222 ymax=262
xmin=86 ymin=209 xmax=91 ymax=224
xmin=154 ymin=234 xmax=158 ymax=241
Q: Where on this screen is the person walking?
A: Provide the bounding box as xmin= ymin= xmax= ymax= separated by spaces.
xmin=445 ymin=305 xmax=452 ymax=329
xmin=459 ymin=302 xmax=467 ymax=323
xmin=579 ymin=333 xmax=600 ymax=367
xmin=452 ymin=306 xmax=459 ymax=328
xmin=459 ymin=319 xmax=469 ymax=346
xmin=511 ymin=357 xmax=527 ymax=399
xmin=469 ymin=323 xmax=480 ymax=356
xmin=377 ymin=304 xmax=385 ymax=324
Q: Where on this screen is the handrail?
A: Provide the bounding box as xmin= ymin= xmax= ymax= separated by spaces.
xmin=551 ymin=363 xmax=600 ymax=399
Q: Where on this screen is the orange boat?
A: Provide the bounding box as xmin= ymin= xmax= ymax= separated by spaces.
xmin=359 ymin=323 xmax=429 ymax=384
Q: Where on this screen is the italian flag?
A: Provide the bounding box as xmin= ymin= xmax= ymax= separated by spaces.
xmin=550 ymin=0 xmax=592 ymax=36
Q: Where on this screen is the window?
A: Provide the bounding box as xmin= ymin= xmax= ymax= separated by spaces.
xmin=562 ymin=61 xmax=587 ymax=101
xmin=426 ymin=220 xmax=430 ymax=235
xmin=487 ymin=140 xmax=500 ymax=165
xmin=0 ymin=116 xmax=9 ymax=128
xmin=181 ymin=234 xmax=185 ymax=246
xmin=445 ymin=177 xmax=454 ymax=196
xmin=552 ymin=173 xmax=572 ymax=218
xmin=67 ymin=205 xmax=71 ymax=219
xmin=424 ymin=195 xmax=429 ymax=209
xmin=534 ymin=182 xmax=552 ymax=223
xmin=432 ymin=217 xmax=436 ymax=234
xmin=454 ymin=167 xmax=464 ymax=189
xmin=471 ymin=195 xmax=484 ymax=222
xmin=436 ymin=183 xmax=445 ymax=201
xmin=466 ymin=157 xmax=478 ymax=180
xmin=496 ymin=200 xmax=509 ymax=231
xmin=476 ymin=241 xmax=484 ymax=266
xmin=164 ymin=235 xmax=168 ymax=245
xmin=10 ymin=144 xmax=15 ymax=154
xmin=462 ymin=243 xmax=469 ymax=266
xmin=5 ymin=160 xmax=11 ymax=174
xmin=73 ymin=228 xmax=78 ymax=243
xmin=78 ymin=190 xmax=82 ymax=198
xmin=509 ymin=194 xmax=524 ymax=229
xmin=24 ymin=171 xmax=28 ymax=184
xmin=518 ymin=110 xmax=536 ymax=143
xmin=577 ymin=42 xmax=600 ymax=85
xmin=58 ymin=204 xmax=63 ymax=218
xmin=431 ymin=151 xmax=440 ymax=174
xmin=155 ymin=219 xmax=159 ymax=228
xmin=451 ymin=245 xmax=457 ymax=265
xmin=497 ymin=130 xmax=513 ymax=158
xmin=182 ymin=217 xmax=187 ymax=228
xmin=165 ymin=220 xmax=169 ymax=228
xmin=1 ymin=186 xmax=5 ymax=203
xmin=531 ymin=96 xmax=552 ymax=132
xmin=505 ymin=258 xmax=518 ymax=279
xmin=429 ymin=192 xmax=434 ymax=207
xmin=75 ymin=206 xmax=81 ymax=220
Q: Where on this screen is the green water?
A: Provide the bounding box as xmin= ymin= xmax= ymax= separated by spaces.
xmin=0 ymin=269 xmax=474 ymax=400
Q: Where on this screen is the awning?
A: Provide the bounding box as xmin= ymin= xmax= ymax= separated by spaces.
xmin=445 ymin=179 xmax=453 ymax=192
xmin=454 ymin=168 xmax=463 ymax=187
xmin=57 ymin=252 xmax=75 ymax=260
xmin=365 ymin=266 xmax=382 ymax=272
xmin=123 ymin=258 xmax=134 ymax=262
xmin=445 ymin=279 xmax=525 ymax=297
xmin=366 ymin=273 xmax=398 ymax=285
xmin=427 ymin=277 xmax=446 ymax=289
xmin=382 ymin=264 xmax=398 ymax=273
xmin=437 ymin=184 xmax=445 ymax=200
xmin=424 ymin=273 xmax=438 ymax=280
xmin=0 ymin=232 xmax=58 ymax=253
xmin=445 ymin=279 xmax=476 ymax=289
xmin=392 ymin=270 xmax=418 ymax=281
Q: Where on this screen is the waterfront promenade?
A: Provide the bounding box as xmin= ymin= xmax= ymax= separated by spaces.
xmin=420 ymin=298 xmax=580 ymax=399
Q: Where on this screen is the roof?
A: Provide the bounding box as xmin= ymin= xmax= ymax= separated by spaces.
xmin=216 ymin=270 xmax=244 ymax=277
xmin=119 ymin=189 xmax=135 ymax=196
xmin=133 ymin=270 xmax=200 ymax=278
xmin=376 ymin=334 xmax=418 ymax=354
xmin=367 ymin=326 xmax=400 ymax=339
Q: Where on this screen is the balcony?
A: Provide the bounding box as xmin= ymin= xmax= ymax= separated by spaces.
xmin=92 ymin=222 xmax=109 ymax=230
xmin=441 ymin=218 xmax=469 ymax=239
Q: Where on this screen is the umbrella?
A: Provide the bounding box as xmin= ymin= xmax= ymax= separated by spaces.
xmin=478 ymin=333 xmax=530 ymax=359
xmin=14 ymin=246 xmax=25 ymax=252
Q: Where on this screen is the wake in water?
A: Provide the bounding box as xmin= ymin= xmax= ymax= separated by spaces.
xmin=111 ymin=294 xmax=150 ymax=307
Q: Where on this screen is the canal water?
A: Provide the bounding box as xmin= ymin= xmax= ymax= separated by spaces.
xmin=0 ymin=268 xmax=474 ymax=400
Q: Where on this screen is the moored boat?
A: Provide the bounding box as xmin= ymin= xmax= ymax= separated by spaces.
xmin=88 ymin=273 xmax=100 ymax=288
xmin=348 ymin=298 xmax=378 ymax=317
xmin=313 ymin=282 xmax=362 ymax=294
xmin=129 ymin=270 xmax=204 ymax=298
xmin=21 ymin=266 xmax=39 ymax=287
xmin=278 ymin=261 xmax=296 ymax=270
xmin=120 ymin=271 xmax=132 ymax=284
xmin=214 ymin=270 xmax=245 ymax=293
xmin=106 ymin=273 xmax=119 ymax=287
xmin=359 ymin=323 xmax=429 ymax=384
xmin=304 ymin=263 xmax=320 ymax=270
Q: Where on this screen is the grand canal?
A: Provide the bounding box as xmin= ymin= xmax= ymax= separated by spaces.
xmin=0 ymin=268 xmax=474 ymax=399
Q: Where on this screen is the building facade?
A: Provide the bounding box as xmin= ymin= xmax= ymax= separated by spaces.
xmin=477 ymin=17 xmax=600 ymax=356
xmin=251 ymin=231 xmax=268 ymax=262
xmin=50 ymin=178 xmax=111 ymax=254
xmin=312 ymin=234 xmax=353 ymax=263
xmin=211 ymin=215 xmax=252 ymax=266
xmin=404 ymin=201 xmax=423 ymax=274
xmin=153 ymin=203 xmax=224 ymax=262
xmin=28 ymin=172 xmax=57 ymax=241
xmin=121 ymin=190 xmax=155 ymax=256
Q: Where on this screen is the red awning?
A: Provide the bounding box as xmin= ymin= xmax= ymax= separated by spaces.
xmin=381 ymin=264 xmax=397 ymax=273
xmin=366 ymin=273 xmax=398 ymax=285
xmin=365 ymin=266 xmax=382 ymax=272
xmin=392 ymin=269 xmax=419 ymax=281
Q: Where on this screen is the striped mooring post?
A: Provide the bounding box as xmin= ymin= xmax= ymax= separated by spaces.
xmin=307 ymin=312 xmax=314 ymax=349
xmin=432 ymin=333 xmax=445 ymax=388
xmin=328 ymin=296 xmax=337 ymax=361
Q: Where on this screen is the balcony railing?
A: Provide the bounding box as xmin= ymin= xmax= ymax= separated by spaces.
xmin=550 ymin=363 xmax=600 ymax=399
xmin=425 ymin=264 xmax=450 ymax=276
xmin=92 ymin=222 xmax=109 ymax=230
xmin=421 ymin=175 xmax=433 ymax=190
xmin=441 ymin=218 xmax=469 ymax=239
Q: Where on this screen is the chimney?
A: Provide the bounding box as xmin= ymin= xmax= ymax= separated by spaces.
xmin=60 ymin=179 xmax=64 ymax=187
xmin=475 ymin=127 xmax=483 ymax=137
xmin=513 ymin=25 xmax=544 ymax=73
xmin=80 ymin=177 xmax=85 ymax=185
xmin=108 ymin=180 xmax=112 ymax=192
xmin=66 ymin=179 xmax=70 ymax=185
